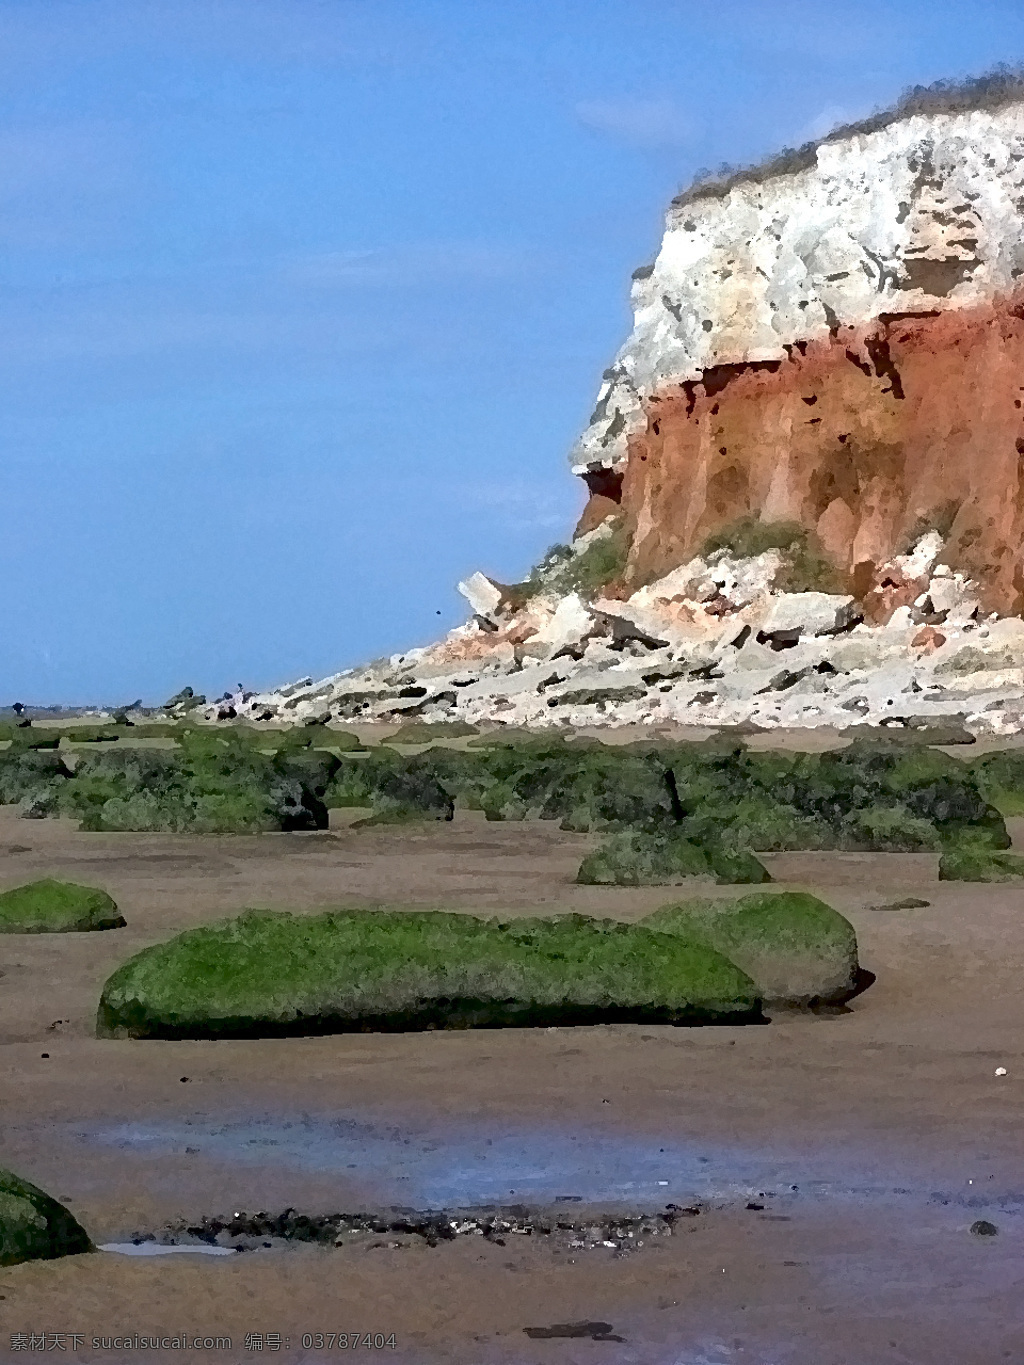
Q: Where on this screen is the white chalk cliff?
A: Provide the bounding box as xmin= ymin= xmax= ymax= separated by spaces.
xmin=214 ymin=79 xmax=1024 ymax=737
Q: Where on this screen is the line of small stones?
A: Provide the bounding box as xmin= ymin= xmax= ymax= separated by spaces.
xmin=153 ymin=1203 xmax=702 ymax=1251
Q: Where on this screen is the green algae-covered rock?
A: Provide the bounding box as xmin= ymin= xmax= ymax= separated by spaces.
xmin=642 ymin=891 xmax=859 ymax=1006
xmin=939 ymin=847 xmax=1024 ymax=881
xmin=0 ymin=1169 xmax=93 ymax=1267
xmin=0 ymin=879 xmax=126 ymax=933
xmin=576 ymin=829 xmax=770 ymax=887
xmin=59 ymin=725 xmax=122 ymax=744
xmin=840 ymin=805 xmax=941 ymax=851
xmin=938 ymin=825 xmax=1024 ymax=881
xmin=96 ymin=908 xmax=762 ymax=1039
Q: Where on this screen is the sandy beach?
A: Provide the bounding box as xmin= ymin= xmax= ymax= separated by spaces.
xmin=2 ymin=804 xmax=1024 ymax=1363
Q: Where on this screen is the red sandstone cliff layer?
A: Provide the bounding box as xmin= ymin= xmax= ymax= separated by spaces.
xmin=575 ymin=294 xmax=1024 ymax=614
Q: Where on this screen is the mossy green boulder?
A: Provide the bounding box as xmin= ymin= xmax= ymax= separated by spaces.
xmin=970 ymin=750 xmax=1024 ymax=816
xmin=60 ymin=725 xmax=121 ymax=744
xmin=0 ymin=1169 xmax=93 ymax=1267
xmin=937 ymin=826 xmax=1024 ymax=881
xmin=96 ymin=908 xmax=762 ymax=1039
xmin=840 ymin=805 xmax=941 ymax=851
xmin=939 ymin=847 xmax=1024 ymax=881
xmin=0 ymin=879 xmax=125 ymax=933
xmin=642 ymin=891 xmax=859 ymax=1006
xmin=576 ymin=829 xmax=771 ymax=886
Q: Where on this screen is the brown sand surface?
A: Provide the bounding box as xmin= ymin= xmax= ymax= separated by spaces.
xmin=2 ymin=806 xmax=1024 ymax=1363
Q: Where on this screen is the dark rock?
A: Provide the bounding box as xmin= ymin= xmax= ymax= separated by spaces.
xmin=164 ymin=687 xmax=205 ymax=710
xmin=757 ymin=628 xmax=801 ymax=650
xmin=591 ymin=611 xmax=669 ymax=651
xmin=547 ymin=686 xmax=646 ymax=708
xmin=0 ymin=1168 xmax=93 ymax=1266
xmin=870 ymin=897 xmax=931 ymax=911
xmin=524 ymin=1323 xmax=623 ymax=1342
xmin=641 ymin=664 xmax=691 ymax=685
xmin=755 ymin=667 xmax=809 ymax=694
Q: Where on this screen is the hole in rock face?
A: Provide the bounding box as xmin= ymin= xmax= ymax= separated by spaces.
xmin=851 ymin=560 xmax=876 ymax=600
xmin=902 ymin=255 xmax=980 ymax=297
xmin=582 ymin=468 xmax=623 ymax=503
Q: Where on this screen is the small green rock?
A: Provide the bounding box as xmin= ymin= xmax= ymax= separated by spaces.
xmin=842 ymin=806 xmax=940 ymax=851
xmin=576 ymin=829 xmax=770 ymax=887
xmin=0 ymin=879 xmax=126 ymax=933
xmin=0 ymin=1169 xmax=92 ymax=1267
xmin=939 ymin=846 xmax=1024 ymax=882
xmin=642 ymin=891 xmax=859 ymax=1006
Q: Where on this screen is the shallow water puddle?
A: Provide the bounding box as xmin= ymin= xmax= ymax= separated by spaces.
xmin=81 ymin=1113 xmax=1024 ymax=1218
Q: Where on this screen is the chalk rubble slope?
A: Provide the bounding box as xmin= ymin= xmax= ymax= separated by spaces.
xmin=216 ymin=530 xmax=1024 ymax=738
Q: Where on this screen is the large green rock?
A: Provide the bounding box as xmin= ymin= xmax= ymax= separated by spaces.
xmin=0 ymin=1169 xmax=92 ymax=1267
xmin=576 ymin=829 xmax=770 ymax=886
xmin=96 ymin=908 xmax=762 ymax=1038
xmin=642 ymin=891 xmax=859 ymax=1006
xmin=0 ymin=879 xmax=126 ymax=933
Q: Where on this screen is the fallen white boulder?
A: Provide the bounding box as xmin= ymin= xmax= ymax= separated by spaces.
xmin=758 ymin=592 xmax=857 ymax=640
xmin=457 ymin=571 xmax=503 ymax=619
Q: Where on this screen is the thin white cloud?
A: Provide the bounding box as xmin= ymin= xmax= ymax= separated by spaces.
xmin=455 ymin=480 xmax=569 ymax=533
xmin=576 ymin=97 xmax=696 ymax=148
xmin=283 ymin=242 xmax=534 ymax=288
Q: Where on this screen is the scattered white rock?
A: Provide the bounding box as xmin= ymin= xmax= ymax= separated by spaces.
xmin=218 ymin=545 xmax=1024 ymax=738
xmin=758 ymin=592 xmax=857 ymax=640
xmin=457 ymin=571 xmax=503 ymax=620
xmin=532 ymin=593 xmax=594 ymax=652
xmin=896 ymin=532 xmax=944 ymax=583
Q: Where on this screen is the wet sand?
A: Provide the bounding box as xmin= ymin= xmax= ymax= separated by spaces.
xmin=2 ymin=806 xmax=1024 ymax=1363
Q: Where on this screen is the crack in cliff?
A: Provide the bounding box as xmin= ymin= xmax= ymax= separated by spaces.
xmin=862 ymin=335 xmax=905 ymax=398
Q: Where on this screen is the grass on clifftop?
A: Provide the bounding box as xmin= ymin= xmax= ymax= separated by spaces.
xmin=0 ymin=1169 xmax=93 ymax=1267
xmin=672 ymin=67 xmax=1024 ymax=209
xmin=0 ymin=879 xmax=125 ymax=933
xmin=642 ymin=892 xmax=859 ymax=1006
xmin=96 ymin=908 xmax=762 ymax=1039
xmin=504 ymin=522 xmax=631 ymax=606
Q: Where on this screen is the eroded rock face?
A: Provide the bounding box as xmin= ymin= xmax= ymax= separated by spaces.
xmin=209 ymin=88 xmax=1024 ymax=740
xmin=571 ymin=102 xmax=1024 ymax=613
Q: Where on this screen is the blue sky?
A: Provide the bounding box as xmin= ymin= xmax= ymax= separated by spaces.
xmin=5 ymin=0 xmax=1024 ymax=704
